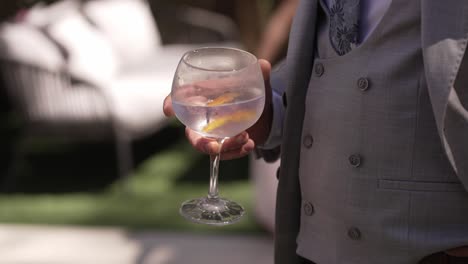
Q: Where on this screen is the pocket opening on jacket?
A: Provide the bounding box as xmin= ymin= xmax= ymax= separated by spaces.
xmin=378 ymin=179 xmax=465 ymax=192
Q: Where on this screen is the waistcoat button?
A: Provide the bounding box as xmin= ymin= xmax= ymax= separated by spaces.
xmin=314 ymin=63 xmax=324 ymax=77
xmin=303 ymin=135 xmax=314 ymax=148
xmin=357 ymin=77 xmax=370 ymax=91
xmin=348 ymin=154 xmax=362 ymax=167
xmin=276 ymin=166 xmax=281 ymax=180
xmin=348 ymin=227 xmax=362 ymax=240
xmin=282 ymin=92 xmax=287 ymax=107
xmin=304 ymin=202 xmax=314 ymax=216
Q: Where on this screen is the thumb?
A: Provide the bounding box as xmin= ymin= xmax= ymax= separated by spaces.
xmin=258 ymin=59 xmax=271 ymax=82
xmin=163 ymin=95 xmax=175 ymax=117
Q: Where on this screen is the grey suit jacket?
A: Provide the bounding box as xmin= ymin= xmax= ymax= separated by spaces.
xmin=269 ymin=0 xmax=468 ymax=263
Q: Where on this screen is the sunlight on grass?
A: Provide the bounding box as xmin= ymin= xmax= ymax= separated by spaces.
xmin=0 ymin=140 xmax=263 ymax=234
xmin=127 ymin=142 xmax=197 ymax=196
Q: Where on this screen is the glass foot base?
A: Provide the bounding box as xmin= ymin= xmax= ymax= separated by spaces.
xmin=180 ymin=197 xmax=245 ymax=226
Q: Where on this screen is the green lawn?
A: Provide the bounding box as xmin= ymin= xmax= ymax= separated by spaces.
xmin=0 ymin=125 xmax=264 ymax=234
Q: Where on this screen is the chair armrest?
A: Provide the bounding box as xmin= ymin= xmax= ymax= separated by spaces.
xmin=0 ymin=60 xmax=111 ymax=129
xmin=151 ymin=3 xmax=240 ymax=44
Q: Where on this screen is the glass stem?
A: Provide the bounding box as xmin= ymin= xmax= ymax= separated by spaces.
xmin=208 ymin=138 xmax=226 ymax=199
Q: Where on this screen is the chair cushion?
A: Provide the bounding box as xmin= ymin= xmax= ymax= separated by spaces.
xmin=82 ymin=0 xmax=162 ymax=67
xmin=119 ymin=44 xmax=197 ymax=78
xmin=106 ymin=73 xmax=170 ymax=136
xmin=109 ymin=43 xmax=241 ymax=136
xmin=103 ymin=45 xmax=196 ymax=136
xmin=24 ymin=0 xmax=79 ymax=28
xmin=45 ymin=10 xmax=118 ymax=88
xmin=119 ymin=43 xmax=240 ymax=79
xmin=0 ymin=23 xmax=64 ymax=71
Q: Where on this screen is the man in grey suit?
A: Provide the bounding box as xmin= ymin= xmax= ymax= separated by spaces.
xmin=164 ymin=0 xmax=468 ymax=263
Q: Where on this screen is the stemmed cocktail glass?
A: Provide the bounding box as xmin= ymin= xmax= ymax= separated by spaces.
xmin=171 ymin=47 xmax=265 ymax=225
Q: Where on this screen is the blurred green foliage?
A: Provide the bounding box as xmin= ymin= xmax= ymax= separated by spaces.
xmin=0 ymin=129 xmax=262 ymax=234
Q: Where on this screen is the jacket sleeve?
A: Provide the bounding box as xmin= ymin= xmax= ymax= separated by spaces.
xmin=255 ymin=59 xmax=288 ymax=163
xmin=441 ymin=52 xmax=468 ymax=190
xmin=421 ymin=1 xmax=468 ymax=191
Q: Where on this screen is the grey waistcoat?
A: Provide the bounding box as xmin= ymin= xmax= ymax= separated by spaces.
xmin=296 ymin=0 xmax=468 ymax=263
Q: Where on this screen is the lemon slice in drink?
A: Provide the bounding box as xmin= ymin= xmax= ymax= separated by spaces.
xmin=202 ymin=110 xmax=256 ymax=133
xmin=206 ymin=92 xmax=240 ymax=106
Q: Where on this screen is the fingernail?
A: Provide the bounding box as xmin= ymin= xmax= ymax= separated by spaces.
xmin=236 ymin=134 xmax=247 ymax=144
xmin=243 ymin=144 xmax=254 ymax=152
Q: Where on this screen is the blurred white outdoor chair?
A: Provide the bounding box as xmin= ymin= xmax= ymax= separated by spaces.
xmin=0 ymin=0 xmax=240 ymax=191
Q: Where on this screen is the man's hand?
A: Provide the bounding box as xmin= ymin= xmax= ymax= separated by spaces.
xmin=445 ymin=246 xmax=468 ymax=257
xmin=163 ymin=59 xmax=273 ymax=160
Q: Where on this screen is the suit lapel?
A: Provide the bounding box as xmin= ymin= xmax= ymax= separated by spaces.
xmin=421 ymin=0 xmax=468 ymax=135
xmin=286 ymin=0 xmax=318 ymax=101
xmin=275 ymin=0 xmax=319 ymax=263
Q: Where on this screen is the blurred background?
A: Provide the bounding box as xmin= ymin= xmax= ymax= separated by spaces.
xmin=0 ymin=0 xmax=297 ymax=263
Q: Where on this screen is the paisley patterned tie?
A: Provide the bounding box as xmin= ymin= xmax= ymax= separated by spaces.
xmin=328 ymin=0 xmax=360 ymax=55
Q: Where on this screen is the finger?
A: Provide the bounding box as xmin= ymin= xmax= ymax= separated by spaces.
xmin=220 ymin=139 xmax=255 ymax=160
xmin=185 ymin=128 xmax=253 ymax=156
xmin=163 ymin=95 xmax=174 ymax=117
xmin=258 ymin=59 xmax=271 ymax=81
xmin=220 ymin=132 xmax=249 ymax=152
xmin=185 ymin=128 xmax=220 ymax=155
xmin=258 ymin=59 xmax=272 ymax=107
xmin=445 ymin=246 xmax=468 ymax=257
